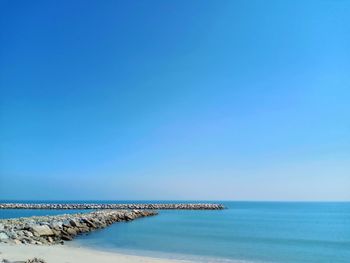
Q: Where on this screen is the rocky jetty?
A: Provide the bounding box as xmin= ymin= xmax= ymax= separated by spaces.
xmin=1 ymin=258 xmax=46 ymax=263
xmin=0 ymin=203 xmax=224 ymax=210
xmin=0 ymin=210 xmax=157 ymax=245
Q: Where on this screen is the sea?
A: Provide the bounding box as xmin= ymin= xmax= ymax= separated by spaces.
xmin=1 ymin=201 xmax=349 ymax=263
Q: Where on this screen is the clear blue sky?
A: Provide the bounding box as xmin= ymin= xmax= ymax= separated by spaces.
xmin=0 ymin=0 xmax=349 ymax=201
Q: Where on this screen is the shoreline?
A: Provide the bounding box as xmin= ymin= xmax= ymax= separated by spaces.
xmin=0 ymin=243 xmax=193 ymax=263
xmin=68 ymin=241 xmax=248 ymax=263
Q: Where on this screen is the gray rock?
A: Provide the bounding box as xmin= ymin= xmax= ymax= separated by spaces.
xmin=65 ymin=227 xmax=77 ymax=236
xmin=0 ymin=232 xmax=9 ymax=240
xmin=13 ymin=239 xmax=21 ymax=244
xmin=61 ymin=234 xmax=72 ymax=241
xmin=23 ymin=230 xmax=33 ymax=237
xmin=30 ymin=225 xmax=54 ymax=236
xmin=25 ymin=258 xmax=46 ymax=263
xmin=69 ymin=219 xmax=80 ymax=227
xmin=50 ymin=221 xmax=63 ymax=230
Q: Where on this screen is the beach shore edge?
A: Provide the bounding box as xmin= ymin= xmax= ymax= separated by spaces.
xmin=0 ymin=243 xmax=193 ymax=263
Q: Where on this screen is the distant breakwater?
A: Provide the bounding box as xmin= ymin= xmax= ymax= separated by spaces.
xmin=0 ymin=203 xmax=224 ymax=210
xmin=0 ymin=210 xmax=157 ymax=245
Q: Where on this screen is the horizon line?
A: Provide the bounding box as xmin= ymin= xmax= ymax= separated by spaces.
xmin=0 ymin=199 xmax=349 ymax=203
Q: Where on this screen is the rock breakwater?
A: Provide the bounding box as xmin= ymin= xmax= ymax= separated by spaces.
xmin=0 ymin=203 xmax=224 ymax=210
xmin=1 ymin=258 xmax=46 ymax=263
xmin=0 ymin=210 xmax=157 ymax=245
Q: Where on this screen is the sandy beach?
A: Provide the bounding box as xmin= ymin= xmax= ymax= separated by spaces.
xmin=0 ymin=243 xmax=192 ymax=263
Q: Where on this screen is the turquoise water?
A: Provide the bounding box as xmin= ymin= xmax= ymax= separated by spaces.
xmin=1 ymin=202 xmax=349 ymax=263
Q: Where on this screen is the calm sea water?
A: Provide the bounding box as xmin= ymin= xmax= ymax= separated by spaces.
xmin=1 ymin=201 xmax=349 ymax=263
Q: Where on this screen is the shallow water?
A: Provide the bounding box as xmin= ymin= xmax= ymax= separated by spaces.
xmin=1 ymin=201 xmax=350 ymax=263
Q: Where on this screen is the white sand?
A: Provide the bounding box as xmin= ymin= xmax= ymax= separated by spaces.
xmin=0 ymin=244 xmax=192 ymax=263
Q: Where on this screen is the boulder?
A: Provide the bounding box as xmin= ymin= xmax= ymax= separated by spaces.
xmin=24 ymin=230 xmax=34 ymax=237
xmin=13 ymin=239 xmax=21 ymax=244
xmin=69 ymin=219 xmax=81 ymax=227
xmin=61 ymin=234 xmax=72 ymax=241
xmin=78 ymin=226 xmax=89 ymax=233
xmin=51 ymin=229 xmax=61 ymax=237
xmin=82 ymin=219 xmax=96 ymax=228
xmin=0 ymin=232 xmax=9 ymax=240
xmin=30 ymin=225 xmax=54 ymax=236
xmin=25 ymin=258 xmax=46 ymax=263
xmin=125 ymin=213 xmax=135 ymax=220
xmin=50 ymin=221 xmax=63 ymax=230
xmin=62 ymin=220 xmax=71 ymax=228
xmin=65 ymin=227 xmax=77 ymax=236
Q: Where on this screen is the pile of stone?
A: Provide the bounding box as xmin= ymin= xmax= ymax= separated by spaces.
xmin=0 ymin=203 xmax=224 ymax=210
xmin=1 ymin=258 xmax=46 ymax=263
xmin=0 ymin=210 xmax=157 ymax=245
